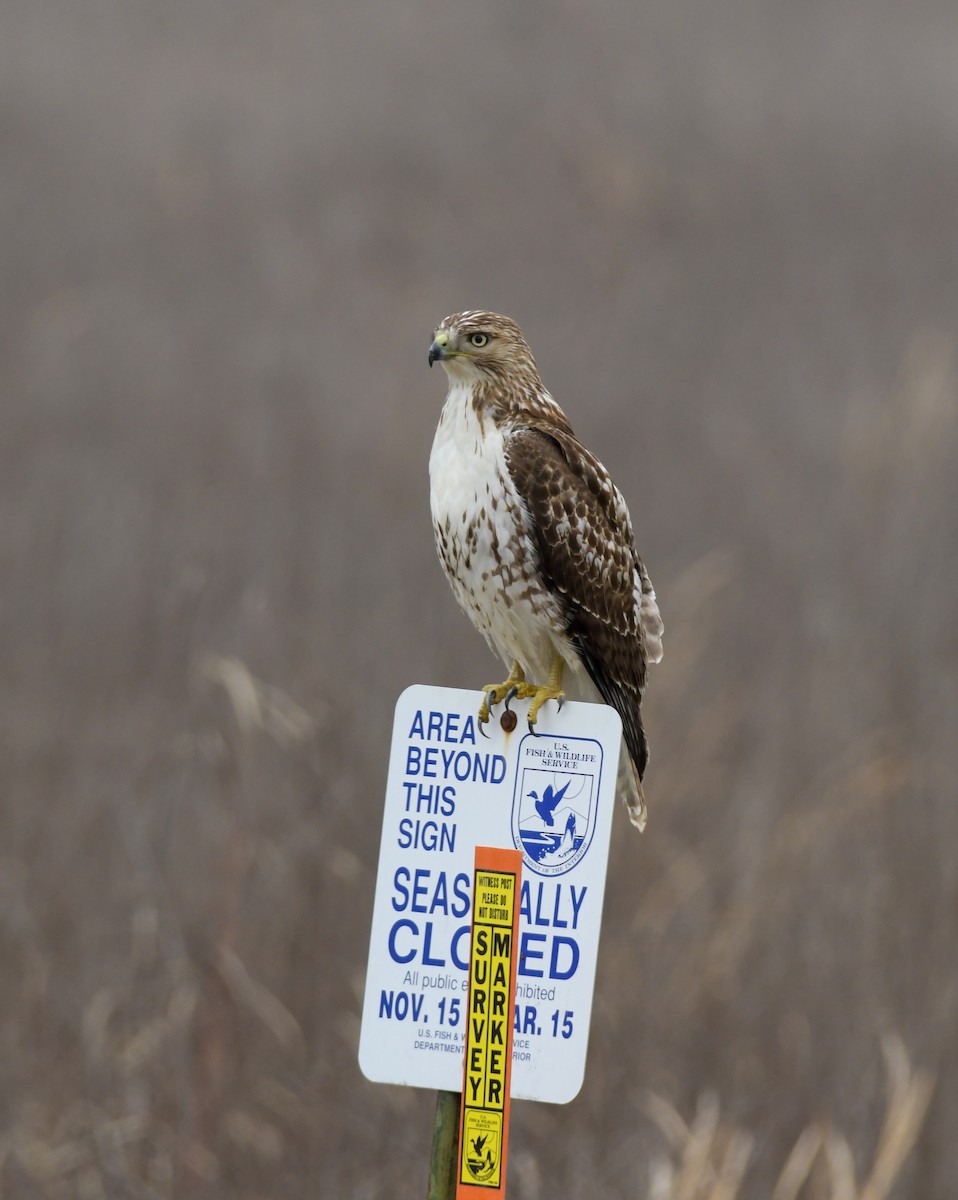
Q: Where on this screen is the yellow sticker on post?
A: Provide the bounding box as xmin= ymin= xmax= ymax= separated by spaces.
xmin=458 ymin=847 xmax=522 ymax=1196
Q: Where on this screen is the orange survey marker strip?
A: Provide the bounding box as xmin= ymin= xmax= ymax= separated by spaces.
xmin=457 ymin=846 xmax=522 ymax=1197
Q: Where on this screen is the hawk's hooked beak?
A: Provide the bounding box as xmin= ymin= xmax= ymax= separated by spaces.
xmin=428 ymin=330 xmax=450 ymax=367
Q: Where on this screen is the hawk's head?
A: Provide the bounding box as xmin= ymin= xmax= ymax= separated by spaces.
xmin=428 ymin=311 xmax=538 ymax=382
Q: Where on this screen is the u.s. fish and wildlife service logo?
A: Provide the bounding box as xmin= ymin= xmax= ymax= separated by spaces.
xmin=462 ymin=1111 xmax=502 ymax=1186
xmin=511 ymin=734 xmax=603 ymax=876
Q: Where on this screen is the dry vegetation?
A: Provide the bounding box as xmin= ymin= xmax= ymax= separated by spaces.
xmin=644 ymin=1034 xmax=935 ymax=1200
xmin=2 ymin=0 xmax=957 ymax=1197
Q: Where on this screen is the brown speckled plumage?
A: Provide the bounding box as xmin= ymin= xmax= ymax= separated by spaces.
xmin=428 ymin=311 xmax=663 ymax=827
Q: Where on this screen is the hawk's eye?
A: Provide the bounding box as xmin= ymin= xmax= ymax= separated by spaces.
xmin=469 ymin=333 xmax=489 ymax=348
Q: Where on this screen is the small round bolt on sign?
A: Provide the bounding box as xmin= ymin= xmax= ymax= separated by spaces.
xmin=499 ymin=709 xmax=517 ymax=733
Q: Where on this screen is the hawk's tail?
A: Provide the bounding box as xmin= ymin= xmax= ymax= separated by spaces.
xmin=568 ymin=649 xmax=651 ymax=830
xmin=618 ymin=751 xmax=648 ymax=832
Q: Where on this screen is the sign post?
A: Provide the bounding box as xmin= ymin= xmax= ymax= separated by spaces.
xmin=360 ymin=685 xmax=621 ymax=1194
xmin=457 ymin=847 xmax=522 ymax=1196
xmin=428 ymin=1090 xmax=461 ymax=1200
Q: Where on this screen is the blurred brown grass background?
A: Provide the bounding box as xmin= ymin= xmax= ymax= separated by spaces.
xmin=2 ymin=1 xmax=957 ymax=1196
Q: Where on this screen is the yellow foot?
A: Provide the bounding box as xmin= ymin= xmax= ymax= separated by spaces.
xmin=478 ymin=661 xmax=537 ymax=725
xmin=527 ymin=653 xmax=566 ymax=733
xmin=477 ymin=656 xmax=567 ymax=734
xmin=526 ymin=681 xmax=566 ymax=729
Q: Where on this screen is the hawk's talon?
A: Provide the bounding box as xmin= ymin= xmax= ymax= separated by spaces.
xmin=476 ymin=657 xmax=565 ymax=735
xmin=478 ymin=661 xmax=529 ymax=728
xmin=526 ymin=688 xmax=566 ymax=729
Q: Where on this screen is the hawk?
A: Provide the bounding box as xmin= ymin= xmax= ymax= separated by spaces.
xmin=428 ymin=311 xmax=663 ymax=829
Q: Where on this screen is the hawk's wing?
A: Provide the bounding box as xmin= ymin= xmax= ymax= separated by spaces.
xmin=504 ymin=424 xmax=662 ymax=779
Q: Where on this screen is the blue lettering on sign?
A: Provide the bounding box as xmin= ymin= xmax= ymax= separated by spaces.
xmin=387 ymin=917 xmax=471 ymax=970
xmin=391 ymin=867 xmax=471 ymax=917
xmin=518 ymin=932 xmax=580 ymax=981
xmin=388 ymin=919 xmax=418 ymax=964
xmin=408 ymin=709 xmax=477 ymax=744
xmin=405 ymin=745 xmax=507 ymax=784
xmin=397 ymin=817 xmax=456 ymax=852
xmin=519 ymin=881 xmax=587 ymax=929
xmin=401 ymin=781 xmax=456 ymax=815
xmin=379 ymin=989 xmax=425 ymax=1021
xmin=387 ymin=878 xmax=584 ymax=978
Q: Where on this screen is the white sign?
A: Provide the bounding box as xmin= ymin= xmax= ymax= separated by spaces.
xmin=359 ymin=684 xmax=620 ymax=1104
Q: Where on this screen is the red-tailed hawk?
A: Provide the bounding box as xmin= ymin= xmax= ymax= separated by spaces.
xmin=428 ymin=311 xmax=663 ymax=829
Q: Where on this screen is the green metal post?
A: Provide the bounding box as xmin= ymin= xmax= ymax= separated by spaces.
xmin=427 ymin=1088 xmax=461 ymax=1200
